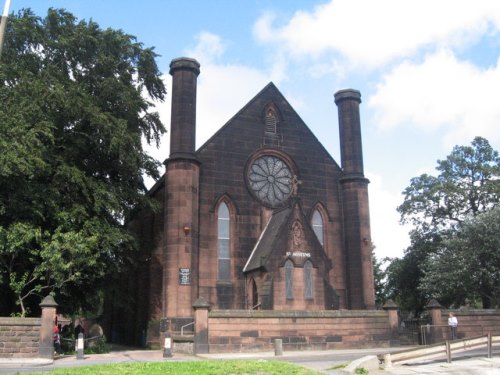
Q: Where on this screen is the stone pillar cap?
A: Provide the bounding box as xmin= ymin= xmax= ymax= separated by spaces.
xmin=193 ymin=297 xmax=211 ymax=309
xmin=334 ymin=89 xmax=361 ymax=104
xmin=383 ymin=299 xmax=399 ymax=310
xmin=170 ymin=57 xmax=200 ymax=75
xmin=39 ymin=295 xmax=58 ymax=308
xmin=426 ymin=298 xmax=442 ymax=309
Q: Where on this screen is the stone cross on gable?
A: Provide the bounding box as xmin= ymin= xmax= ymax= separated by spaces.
xmin=291 ymin=175 xmax=302 ymax=196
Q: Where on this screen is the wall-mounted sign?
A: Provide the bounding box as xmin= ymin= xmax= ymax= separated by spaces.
xmin=179 ymin=268 xmax=191 ymax=285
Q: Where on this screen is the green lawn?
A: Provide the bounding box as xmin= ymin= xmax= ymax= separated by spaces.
xmin=34 ymin=360 xmax=322 ymax=374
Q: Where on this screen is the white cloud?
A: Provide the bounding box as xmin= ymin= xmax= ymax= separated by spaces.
xmin=367 ymin=172 xmax=411 ymax=259
xmin=182 ymin=31 xmax=291 ymax=148
xmin=253 ymin=0 xmax=500 ymax=70
xmin=369 ymin=50 xmax=500 ymax=148
xmin=184 ymin=31 xmax=226 ymax=65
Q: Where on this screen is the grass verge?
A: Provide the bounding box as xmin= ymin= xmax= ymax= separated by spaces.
xmin=30 ymin=359 xmax=323 ymax=375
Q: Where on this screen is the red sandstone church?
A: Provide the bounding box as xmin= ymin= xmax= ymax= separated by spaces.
xmin=119 ymin=57 xmax=375 ymax=345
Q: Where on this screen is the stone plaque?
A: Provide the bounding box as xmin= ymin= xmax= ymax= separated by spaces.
xmin=179 ymin=268 xmax=191 ymax=285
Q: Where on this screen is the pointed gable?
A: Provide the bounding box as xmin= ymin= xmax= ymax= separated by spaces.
xmin=243 ymin=198 xmax=331 ymax=274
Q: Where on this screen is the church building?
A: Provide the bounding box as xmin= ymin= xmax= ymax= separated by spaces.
xmin=123 ymin=57 xmax=375 ymax=345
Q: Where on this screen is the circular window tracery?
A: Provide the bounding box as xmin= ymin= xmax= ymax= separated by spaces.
xmin=247 ymin=155 xmax=293 ymax=207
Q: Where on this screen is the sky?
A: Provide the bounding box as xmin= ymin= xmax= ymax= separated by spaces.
xmin=7 ymin=0 xmax=500 ymax=261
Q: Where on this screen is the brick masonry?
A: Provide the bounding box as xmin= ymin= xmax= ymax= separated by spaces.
xmin=0 ymin=318 xmax=41 ymax=358
xmin=205 ymin=310 xmax=392 ymax=353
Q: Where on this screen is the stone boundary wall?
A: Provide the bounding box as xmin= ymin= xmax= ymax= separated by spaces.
xmin=206 ymin=309 xmax=393 ymax=353
xmin=0 ymin=318 xmax=41 ymax=358
xmin=439 ymin=309 xmax=500 ymax=340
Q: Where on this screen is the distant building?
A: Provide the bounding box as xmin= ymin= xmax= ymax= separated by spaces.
xmin=115 ymin=57 xmax=375 ymax=346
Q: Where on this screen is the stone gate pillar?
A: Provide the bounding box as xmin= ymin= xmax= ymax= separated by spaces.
xmin=383 ymin=299 xmax=400 ymax=346
xmin=193 ymin=297 xmax=210 ymax=354
xmin=426 ymin=298 xmax=443 ymax=343
xmin=39 ymin=295 xmax=58 ymax=359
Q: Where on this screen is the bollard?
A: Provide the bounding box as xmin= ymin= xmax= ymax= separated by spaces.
xmin=445 ymin=340 xmax=451 ymax=363
xmin=274 ymin=338 xmax=283 ymax=356
xmin=383 ymin=353 xmax=392 ymax=368
xmin=77 ymin=333 xmax=84 ymax=360
xmin=163 ymin=333 xmax=172 ymax=358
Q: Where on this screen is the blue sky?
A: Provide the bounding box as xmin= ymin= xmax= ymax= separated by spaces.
xmin=6 ymin=0 xmax=500 ymax=260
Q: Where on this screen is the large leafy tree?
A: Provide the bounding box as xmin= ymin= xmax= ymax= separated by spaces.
xmin=0 ymin=8 xmax=166 ymax=316
xmin=398 ymin=137 xmax=499 ymax=232
xmin=384 ymin=230 xmax=443 ymax=314
xmin=420 ymin=207 xmax=500 ymax=308
xmin=390 ymin=137 xmax=500 ymax=312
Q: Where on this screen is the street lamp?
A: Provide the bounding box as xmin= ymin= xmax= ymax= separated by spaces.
xmin=0 ymin=0 xmax=12 ymax=58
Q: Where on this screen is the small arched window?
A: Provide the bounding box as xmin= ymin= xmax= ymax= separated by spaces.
xmin=304 ymin=260 xmax=313 ymax=300
xmin=217 ymin=202 xmax=230 ymax=280
xmin=265 ymin=109 xmax=277 ymax=134
xmin=285 ymin=260 xmax=294 ymax=300
xmin=311 ymin=210 xmax=324 ymax=246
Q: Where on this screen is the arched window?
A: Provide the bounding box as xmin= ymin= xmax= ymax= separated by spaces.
xmin=304 ymin=260 xmax=313 ymax=300
xmin=217 ymin=202 xmax=230 ymax=280
xmin=285 ymin=260 xmax=294 ymax=300
xmin=265 ymin=109 xmax=277 ymax=134
xmin=311 ymin=210 xmax=324 ymax=246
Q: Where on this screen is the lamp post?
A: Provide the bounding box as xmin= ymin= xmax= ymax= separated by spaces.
xmin=0 ymin=0 xmax=12 ymax=58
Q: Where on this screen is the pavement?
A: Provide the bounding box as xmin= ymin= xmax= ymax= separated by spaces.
xmin=0 ymin=346 xmax=499 ymax=374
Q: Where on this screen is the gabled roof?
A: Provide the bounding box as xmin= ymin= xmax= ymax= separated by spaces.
xmin=243 ymin=206 xmax=292 ymax=273
xmin=195 ymin=82 xmax=339 ymax=169
xmin=243 ymin=198 xmax=331 ymax=273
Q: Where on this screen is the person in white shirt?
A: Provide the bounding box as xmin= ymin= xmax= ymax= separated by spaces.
xmin=448 ymin=312 xmax=458 ymax=340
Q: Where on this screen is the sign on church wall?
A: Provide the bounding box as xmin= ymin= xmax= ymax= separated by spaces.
xmin=179 ymin=268 xmax=191 ymax=285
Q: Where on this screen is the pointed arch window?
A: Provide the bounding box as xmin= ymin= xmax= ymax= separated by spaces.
xmin=265 ymin=109 xmax=277 ymax=134
xmin=311 ymin=209 xmax=324 ymax=246
xmin=217 ymin=202 xmax=230 ymax=280
xmin=285 ymin=260 xmax=294 ymax=300
xmin=304 ymin=260 xmax=313 ymax=300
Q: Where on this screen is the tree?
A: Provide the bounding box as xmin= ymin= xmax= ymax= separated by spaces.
xmin=420 ymin=207 xmax=500 ymax=308
xmin=372 ymin=249 xmax=388 ymax=307
xmin=384 ymin=230 xmax=442 ymax=314
xmin=0 ymin=8 xmax=166 ymax=316
xmin=392 ymin=137 xmax=500 ymax=311
xmin=398 ymin=137 xmax=499 ymax=232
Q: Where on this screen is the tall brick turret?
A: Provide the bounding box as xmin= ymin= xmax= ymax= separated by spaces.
xmin=335 ymin=89 xmax=375 ymax=309
xmin=163 ymin=58 xmax=201 ymax=321
xmin=169 ymin=57 xmax=200 ymax=160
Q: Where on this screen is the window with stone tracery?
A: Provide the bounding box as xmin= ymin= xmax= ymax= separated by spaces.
xmin=217 ymin=202 xmax=230 ymax=280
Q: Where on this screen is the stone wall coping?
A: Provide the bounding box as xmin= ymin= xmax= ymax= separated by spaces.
xmin=444 ymin=309 xmax=500 ymax=316
xmin=0 ymin=317 xmax=41 ymax=326
xmin=209 ymin=309 xmax=387 ymax=319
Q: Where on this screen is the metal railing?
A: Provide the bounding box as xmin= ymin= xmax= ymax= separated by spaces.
xmin=180 ymin=321 xmax=194 ymax=336
xmin=420 ymin=324 xmax=484 ymax=345
xmin=381 ymin=333 xmax=499 ymax=367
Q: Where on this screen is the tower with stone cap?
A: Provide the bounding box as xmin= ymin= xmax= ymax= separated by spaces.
xmin=163 ymin=57 xmax=201 ymax=320
xmin=335 ymin=89 xmax=375 ymax=309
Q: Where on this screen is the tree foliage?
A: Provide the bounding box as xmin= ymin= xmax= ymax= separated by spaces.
xmin=398 ymin=137 xmax=499 ymax=232
xmin=389 ymin=137 xmax=500 ymax=312
xmin=372 ymin=249 xmax=388 ymax=307
xmin=0 ymin=8 xmax=166 ymax=316
xmin=420 ymin=207 xmax=500 ymax=308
